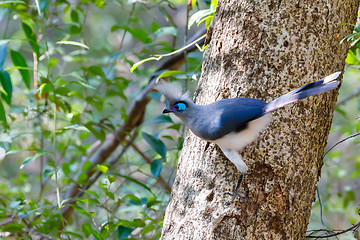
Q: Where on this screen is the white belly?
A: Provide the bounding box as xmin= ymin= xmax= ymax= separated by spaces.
xmin=213 ymin=114 xmax=272 ymax=151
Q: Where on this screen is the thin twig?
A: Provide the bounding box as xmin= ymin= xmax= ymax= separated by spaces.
xmin=306 ymin=221 xmax=360 ymax=238
xmin=131 ymin=142 xmax=172 ymax=192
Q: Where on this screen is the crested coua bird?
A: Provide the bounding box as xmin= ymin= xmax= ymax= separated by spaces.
xmin=155 ymin=72 xmax=341 ymax=204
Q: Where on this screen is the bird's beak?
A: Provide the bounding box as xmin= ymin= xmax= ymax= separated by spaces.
xmin=162 ymin=108 xmax=172 ymax=114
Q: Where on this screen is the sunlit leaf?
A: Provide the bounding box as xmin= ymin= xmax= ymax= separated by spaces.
xmin=345 ymin=48 xmax=360 ymax=65
xmin=20 ymin=151 xmax=49 ymax=169
xmin=130 ymin=56 xmax=161 ymax=73
xmin=356 ymin=120 xmax=360 ymax=132
xmin=56 ymin=40 xmax=89 ymax=49
xmin=107 ymin=175 xmax=115 ymax=183
xmin=97 ymin=164 xmax=108 ymax=174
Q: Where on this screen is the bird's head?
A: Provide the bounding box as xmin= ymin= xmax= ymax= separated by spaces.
xmin=154 ymin=80 xmax=192 ymax=116
xmin=162 ymin=101 xmax=188 ymax=114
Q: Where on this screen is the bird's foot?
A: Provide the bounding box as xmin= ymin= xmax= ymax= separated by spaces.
xmin=223 ymin=190 xmax=247 ymax=206
xmin=223 ymin=174 xmax=246 ymax=206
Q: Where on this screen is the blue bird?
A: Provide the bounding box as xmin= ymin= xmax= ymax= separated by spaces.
xmin=155 ymin=72 xmax=341 ymax=204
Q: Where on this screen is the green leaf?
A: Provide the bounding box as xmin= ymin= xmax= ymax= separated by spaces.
xmin=344 ymin=190 xmax=355 ymax=208
xmin=39 ymin=0 xmax=50 ymax=11
xmin=85 ymin=65 xmax=106 ymax=78
xmin=152 ymin=26 xmax=178 ymax=38
xmin=167 ymin=123 xmax=182 ymax=131
xmin=83 ymin=190 xmax=100 ymax=199
xmin=345 ymin=48 xmax=360 ymax=65
xmin=55 ymin=87 xmax=70 ymax=96
xmin=142 ymin=132 xmax=166 ymax=158
xmin=117 ymin=226 xmax=133 ymax=239
xmin=2 ymin=222 xmax=24 ymax=233
xmin=106 ymin=191 xmax=115 ymax=200
xmin=10 ymin=50 xmax=30 ymax=89
xmin=62 ymin=124 xmax=90 ymax=132
xmin=20 ymin=151 xmax=48 ymax=169
xmin=117 ymin=219 xmax=145 ymax=228
xmin=62 ymin=231 xmax=83 ymax=238
xmin=123 ymin=194 xmax=141 ymax=205
xmin=71 ymin=204 xmax=92 ymax=218
xmin=38 ymin=82 xmax=52 ymax=98
xmin=97 ymin=164 xmax=108 ymax=174
xmin=68 ymin=80 xmax=101 ymax=95
xmin=111 ymin=173 xmax=153 ymax=194
xmin=150 ymin=158 xmax=163 ymax=177
xmin=78 ymin=172 xmax=88 ymax=185
xmin=62 ymin=162 xmax=71 ymax=176
xmin=188 ymin=8 xmax=214 ymax=29
xmin=0 ymin=1 xmax=26 ymax=4
xmin=82 ymin=160 xmax=91 ymax=172
xmin=0 ymin=71 xmax=12 ymax=104
xmin=70 ymin=9 xmax=79 ymax=22
xmin=157 ymin=70 xmax=185 ymax=79
xmin=92 ymin=0 xmax=106 ymax=8
xmin=0 ymin=100 xmax=8 ymax=126
xmin=43 ymin=169 xmax=54 ymax=179
xmin=84 ymin=122 xmax=105 ymax=142
xmin=130 ymin=56 xmax=161 ymax=73
xmin=56 ymin=40 xmax=89 ymax=49
xmin=356 ymin=120 xmax=360 ymax=132
xmin=82 ymin=223 xmax=102 ymax=240
xmin=107 ymin=175 xmax=115 ymax=183
xmin=22 ymin=23 xmax=40 ymax=58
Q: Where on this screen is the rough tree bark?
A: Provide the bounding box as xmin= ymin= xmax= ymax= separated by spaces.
xmin=161 ymin=1 xmax=358 ymax=239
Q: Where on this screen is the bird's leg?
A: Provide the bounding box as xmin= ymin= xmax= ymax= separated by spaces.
xmin=223 ymin=174 xmax=246 ymax=206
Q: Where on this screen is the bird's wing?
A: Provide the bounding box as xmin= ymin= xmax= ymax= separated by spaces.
xmin=198 ymin=98 xmax=266 ymax=140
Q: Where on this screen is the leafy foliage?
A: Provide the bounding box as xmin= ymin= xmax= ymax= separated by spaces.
xmin=0 ymin=0 xmax=204 ymax=239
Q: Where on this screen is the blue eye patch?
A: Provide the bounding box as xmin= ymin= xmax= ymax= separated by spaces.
xmin=172 ymin=102 xmax=187 ymax=111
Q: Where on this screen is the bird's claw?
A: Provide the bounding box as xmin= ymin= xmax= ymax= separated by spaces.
xmin=223 ymin=190 xmax=247 ymax=206
xmin=223 ymin=174 xmax=246 ymax=207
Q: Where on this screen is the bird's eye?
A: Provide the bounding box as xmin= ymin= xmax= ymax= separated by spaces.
xmin=172 ymin=102 xmax=186 ymax=112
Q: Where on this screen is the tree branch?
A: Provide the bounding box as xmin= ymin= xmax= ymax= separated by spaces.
xmin=60 ymin=26 xmax=207 ymax=224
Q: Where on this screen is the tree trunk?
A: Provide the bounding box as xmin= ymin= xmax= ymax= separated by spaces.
xmin=161 ymin=1 xmax=358 ymax=239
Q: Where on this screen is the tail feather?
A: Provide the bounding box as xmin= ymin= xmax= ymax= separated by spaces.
xmin=264 ymin=72 xmax=341 ymax=113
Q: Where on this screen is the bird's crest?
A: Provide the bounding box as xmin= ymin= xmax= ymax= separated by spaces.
xmin=154 ymin=80 xmax=190 ymax=105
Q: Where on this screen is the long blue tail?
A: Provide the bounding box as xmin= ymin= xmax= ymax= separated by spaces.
xmin=264 ymin=72 xmax=341 ymax=113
